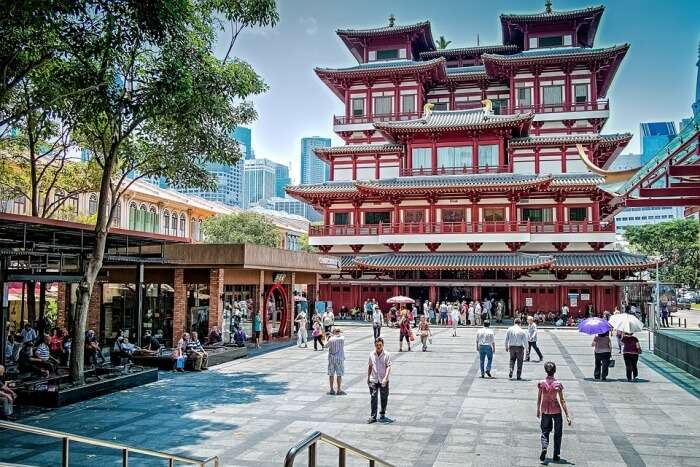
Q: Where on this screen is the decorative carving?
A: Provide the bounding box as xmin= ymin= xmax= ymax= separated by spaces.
xmin=425 ymin=243 xmax=440 ymax=252
xmin=350 ymin=244 xmax=364 ymax=253
xmin=555 ymin=271 xmax=569 ymax=281
xmin=317 ymin=245 xmax=332 ymax=254
xmin=385 ymin=243 xmax=403 ymax=252
xmin=506 ymin=242 xmax=524 ymax=252
xmin=467 ymin=242 xmax=482 ymax=252
xmin=588 ymin=242 xmax=609 ymax=251
xmin=552 ymin=242 xmax=569 ymax=252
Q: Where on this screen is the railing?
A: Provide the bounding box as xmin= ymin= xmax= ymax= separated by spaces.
xmin=284 ymin=431 xmax=394 ymax=467
xmin=501 ymin=99 xmax=609 ymax=115
xmin=333 ymin=112 xmax=420 ymax=125
xmin=309 ymin=221 xmax=613 ymax=237
xmin=400 ymin=165 xmax=509 ymax=176
xmin=0 ymin=420 xmax=220 ymax=467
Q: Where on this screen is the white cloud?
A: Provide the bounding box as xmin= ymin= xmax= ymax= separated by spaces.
xmin=299 ymin=16 xmax=318 ymax=35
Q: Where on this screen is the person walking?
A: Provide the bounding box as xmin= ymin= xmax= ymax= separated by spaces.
xmin=322 ymin=309 xmax=335 ymax=336
xmin=450 ymin=304 xmax=460 ymax=337
xmin=592 ymin=331 xmax=612 ymax=381
xmin=660 ymin=305 xmax=669 ymax=328
xmin=418 ymin=315 xmax=431 ymax=351
xmin=476 ymin=321 xmax=496 ymax=378
xmin=496 ymin=300 xmax=505 ymax=324
xmin=439 ymin=301 xmax=448 ymax=325
xmin=505 ymin=318 xmax=528 ymax=380
xmin=399 ymin=313 xmax=411 ymax=352
xmin=560 ymin=303 xmax=569 ymax=322
xmin=428 ymin=303 xmax=436 ymax=325
xmin=526 ymin=316 xmax=543 ymax=362
xmin=367 ymin=337 xmax=391 ymax=424
xmin=372 ymin=305 xmax=384 ymax=340
xmin=537 ymin=361 xmax=572 ymax=463
xmin=326 ymin=327 xmax=346 ymax=395
xmin=621 ymin=332 xmax=641 ymax=382
xmin=295 ymin=311 xmax=308 ymax=348
xmin=475 ymin=301 xmax=482 ymax=326
xmin=468 ymin=301 xmax=475 ymax=326
xmin=252 ymin=311 xmax=262 ymax=348
xmin=312 ymin=317 xmax=323 ymax=351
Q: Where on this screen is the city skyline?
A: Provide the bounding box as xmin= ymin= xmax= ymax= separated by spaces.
xmin=219 ymin=0 xmax=699 ymax=175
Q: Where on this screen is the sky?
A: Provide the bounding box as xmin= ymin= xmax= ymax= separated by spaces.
xmin=217 ymin=0 xmax=700 ymax=183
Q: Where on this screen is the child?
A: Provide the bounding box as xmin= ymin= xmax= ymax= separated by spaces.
xmin=312 ymin=320 xmax=323 ymax=351
xmin=537 ymin=362 xmax=572 ymax=463
xmin=171 ymin=346 xmax=185 ymax=372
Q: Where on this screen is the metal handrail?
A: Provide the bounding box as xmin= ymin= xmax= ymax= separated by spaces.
xmin=0 ymin=421 xmax=220 ymax=467
xmin=284 ymin=431 xmax=394 ymax=467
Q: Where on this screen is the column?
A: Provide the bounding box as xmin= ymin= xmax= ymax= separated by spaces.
xmin=510 ymin=286 xmax=518 ymax=315
xmin=392 ymin=201 xmax=401 ymax=228
xmin=353 ymin=201 xmax=361 ymax=235
xmin=287 ymin=272 xmax=296 ymax=338
xmin=561 ymin=146 xmax=567 ymax=172
xmin=564 ymin=70 xmax=572 ymax=111
xmin=498 ymin=137 xmax=505 ymax=169
xmin=330 ymin=160 xmax=335 ymax=181
xmin=429 ymin=286 xmax=437 ymax=304
xmin=556 ymin=198 xmax=565 ymax=233
xmin=590 ymin=69 xmax=598 ymax=101
xmin=431 ymin=138 xmax=438 ymax=173
xmin=173 ymin=268 xmax=187 ymax=339
xmin=366 ymin=85 xmax=373 ymax=120
xmin=591 ymin=198 xmax=600 ymax=227
xmin=208 ymin=268 xmax=224 ymax=334
xmin=259 ymin=270 xmax=266 ymax=340
xmin=136 ymin=263 xmax=144 ymax=345
xmin=375 ymin=154 xmax=380 ymax=179
xmin=351 ymin=155 xmax=357 ymax=180
xmin=534 ymin=148 xmax=541 ymax=174
xmin=509 ymin=197 xmax=517 ymax=226
xmin=472 ymin=286 xmax=481 ymax=302
xmin=344 ymin=89 xmax=350 ymax=120
xmin=449 ymin=86 xmax=456 ymax=110
xmin=508 ymin=75 xmax=515 ymax=112
xmin=471 ymin=203 xmax=479 ymax=228
xmin=323 ymin=206 xmax=330 ymax=226
xmin=394 ymin=83 xmax=400 ymax=119
xmin=533 ymin=70 xmax=540 ymax=112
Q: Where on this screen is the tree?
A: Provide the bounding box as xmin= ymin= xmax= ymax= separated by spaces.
xmin=436 ymin=36 xmax=452 ymax=49
xmin=31 ymin=0 xmax=278 ymax=384
xmin=298 ymin=233 xmax=313 ymax=252
xmin=202 ymin=212 xmax=280 ymax=247
xmin=624 ymin=219 xmax=700 ymax=287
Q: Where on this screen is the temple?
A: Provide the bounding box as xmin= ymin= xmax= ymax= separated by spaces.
xmin=287 ymin=3 xmax=654 ymax=315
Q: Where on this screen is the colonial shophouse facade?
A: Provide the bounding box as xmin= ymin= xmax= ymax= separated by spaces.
xmin=287 ymin=4 xmax=654 ymax=316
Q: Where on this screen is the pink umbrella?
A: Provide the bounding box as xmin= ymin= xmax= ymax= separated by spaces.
xmin=387 ymin=296 xmax=415 ymax=305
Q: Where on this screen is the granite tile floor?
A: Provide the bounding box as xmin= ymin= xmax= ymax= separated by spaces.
xmin=0 ymin=326 xmax=698 ymax=467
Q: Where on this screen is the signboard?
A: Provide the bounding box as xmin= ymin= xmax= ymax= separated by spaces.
xmin=319 ymin=257 xmax=340 ymax=269
xmin=569 ymin=296 xmax=578 ymax=307
xmin=525 ymin=297 xmax=533 ymax=307
xmin=272 ymin=273 xmax=286 ymax=283
xmin=581 ymin=293 xmax=590 ymax=301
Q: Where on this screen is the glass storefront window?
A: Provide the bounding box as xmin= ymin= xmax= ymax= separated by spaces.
xmin=223 ymin=285 xmax=258 ymax=344
xmin=186 ymin=284 xmax=209 ymax=340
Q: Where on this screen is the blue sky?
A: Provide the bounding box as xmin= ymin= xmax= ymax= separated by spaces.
xmin=219 ymin=0 xmax=700 ymax=183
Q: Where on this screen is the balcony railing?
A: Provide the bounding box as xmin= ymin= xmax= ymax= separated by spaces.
xmin=501 ymin=99 xmax=609 ymax=115
xmin=400 ymin=165 xmax=510 ymax=176
xmin=333 ymin=111 xmax=421 ymax=125
xmin=309 ymin=221 xmax=613 ymax=237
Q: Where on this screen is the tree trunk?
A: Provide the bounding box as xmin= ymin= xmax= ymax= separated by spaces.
xmin=27 ymin=281 xmax=36 ymax=325
xmin=69 ymin=152 xmax=116 ymax=384
xmin=39 ymin=281 xmax=46 ymax=321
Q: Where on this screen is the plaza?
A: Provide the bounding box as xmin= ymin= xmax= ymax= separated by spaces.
xmin=1 ymin=324 xmax=698 ymax=466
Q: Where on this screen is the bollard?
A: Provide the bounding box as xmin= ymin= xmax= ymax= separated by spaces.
xmin=684 ymin=318 xmax=687 ymax=328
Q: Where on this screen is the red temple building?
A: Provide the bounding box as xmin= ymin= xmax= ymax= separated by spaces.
xmin=287 ymin=4 xmax=656 ymax=316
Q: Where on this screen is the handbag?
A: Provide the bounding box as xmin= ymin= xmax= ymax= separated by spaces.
xmin=608 ymin=359 xmax=616 ymax=368
xmin=428 ymin=337 xmax=433 ymax=345
xmin=409 ymin=332 xmax=415 ymax=342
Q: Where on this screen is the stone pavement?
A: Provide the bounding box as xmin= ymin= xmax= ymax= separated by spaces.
xmin=1 ymin=325 xmax=699 ymax=467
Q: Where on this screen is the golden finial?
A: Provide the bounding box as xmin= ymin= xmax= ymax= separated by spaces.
xmin=482 ymin=99 xmax=493 ymax=116
xmin=545 ymin=0 xmax=553 ymax=13
xmin=388 ymin=14 xmax=395 ymax=27
xmin=422 ymin=102 xmax=434 ymax=118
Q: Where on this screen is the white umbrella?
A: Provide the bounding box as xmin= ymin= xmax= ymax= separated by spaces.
xmin=609 ymin=313 xmax=644 ymax=334
xmin=387 ymin=296 xmax=415 ymax=305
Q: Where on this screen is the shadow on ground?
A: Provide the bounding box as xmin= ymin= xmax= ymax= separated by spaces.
xmin=0 ymin=371 xmax=287 ymax=466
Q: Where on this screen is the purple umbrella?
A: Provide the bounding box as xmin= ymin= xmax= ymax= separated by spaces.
xmin=577 ymin=317 xmax=612 ymax=335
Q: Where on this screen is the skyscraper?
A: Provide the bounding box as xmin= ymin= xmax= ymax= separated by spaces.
xmin=273 ymin=162 xmax=292 ymax=197
xmin=300 ymin=137 xmax=331 ymax=184
xmin=692 ymin=42 xmax=700 ymax=117
xmin=263 ymin=196 xmax=322 ymax=222
xmin=232 ymin=126 xmax=253 ymax=160
xmin=640 ymin=122 xmax=677 ymax=165
xmin=243 ymin=159 xmax=276 ymax=207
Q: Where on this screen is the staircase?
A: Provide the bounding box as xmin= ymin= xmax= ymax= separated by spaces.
xmin=284 ymin=431 xmax=394 ymax=467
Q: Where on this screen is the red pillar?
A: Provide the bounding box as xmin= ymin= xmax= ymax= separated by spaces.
xmin=561 ymin=146 xmax=567 ymax=172
xmin=394 ymin=83 xmax=400 ymax=118
xmin=351 ymin=155 xmax=357 ymax=180
xmin=472 ymin=286 xmax=480 ymax=302
xmin=344 ymin=89 xmax=350 ymax=120
xmin=366 ymin=86 xmax=372 ymax=120
xmin=534 ymin=148 xmax=541 ymax=174
xmin=510 ymin=286 xmax=518 ymax=315
xmin=329 ymin=160 xmax=335 ymax=181
xmin=208 ymin=268 xmax=224 ymax=334
xmin=508 ymin=75 xmax=515 ymax=113
xmin=564 ymin=70 xmax=572 ymax=111
xmin=590 ymin=70 xmax=598 ymax=101
xmin=429 ymin=286 xmax=437 ymax=304
xmin=173 ymin=268 xmax=186 ymax=340
xmin=431 ymin=138 xmax=438 ymax=173
xmin=533 ymin=71 xmax=540 ymax=112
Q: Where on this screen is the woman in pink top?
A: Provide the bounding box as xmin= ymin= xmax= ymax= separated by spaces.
xmin=536 ymin=362 xmax=572 ymax=463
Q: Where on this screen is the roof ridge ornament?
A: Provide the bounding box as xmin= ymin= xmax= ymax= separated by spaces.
xmin=482 ymin=98 xmax=493 ymax=118
xmin=388 ymin=14 xmax=395 ymax=27
xmin=545 ymin=0 xmax=553 ymax=14
xmin=422 ymin=102 xmax=434 ymax=119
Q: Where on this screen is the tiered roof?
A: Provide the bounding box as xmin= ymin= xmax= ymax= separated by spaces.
xmin=313 ymin=143 xmax=402 ymax=163
xmin=500 ymin=5 xmax=605 ymax=48
xmin=420 ymin=44 xmax=519 ymax=60
xmin=336 ymin=20 xmax=435 ymax=64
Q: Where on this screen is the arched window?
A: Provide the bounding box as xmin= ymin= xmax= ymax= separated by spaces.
xmin=163 ymin=210 xmax=170 ymax=235
xmin=138 ymin=204 xmax=147 ymax=231
xmin=171 ymin=211 xmax=178 ymax=235
xmin=88 ymin=194 xmax=98 ymax=215
xmin=148 ymin=206 xmax=158 ymax=232
xmin=179 ymin=214 xmax=186 ymax=237
xmin=112 ymin=202 xmax=121 ymax=227
xmin=128 ymin=202 xmax=138 ymax=230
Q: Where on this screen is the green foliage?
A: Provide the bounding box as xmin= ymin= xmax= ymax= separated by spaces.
xmin=202 ymin=212 xmax=280 ymax=247
xmin=436 ymin=36 xmax=452 ymax=49
xmin=624 ymin=219 xmax=700 ymax=287
xmin=299 ymin=233 xmax=313 ymax=252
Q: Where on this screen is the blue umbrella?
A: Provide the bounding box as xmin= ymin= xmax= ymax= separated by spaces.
xmin=577 ymin=317 xmax=612 ymax=335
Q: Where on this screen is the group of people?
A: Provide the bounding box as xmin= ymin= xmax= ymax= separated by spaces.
xmin=172 ymin=331 xmax=209 ymax=371
xmin=295 ymin=308 xmax=335 ymax=350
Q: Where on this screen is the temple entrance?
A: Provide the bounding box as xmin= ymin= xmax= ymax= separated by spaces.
xmin=408 ymin=286 xmax=429 ymax=302
xmin=481 ymin=286 xmax=509 ymax=308
xmin=438 ymin=286 xmax=470 ymax=303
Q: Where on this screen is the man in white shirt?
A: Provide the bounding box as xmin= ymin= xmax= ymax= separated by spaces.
xmin=476 ymin=321 xmax=496 ymax=378
xmin=367 ymin=337 xmax=392 ymax=424
xmin=560 ymin=303 xmax=569 ymax=320
xmin=372 ymin=305 xmax=384 ymax=339
xmin=504 ymin=318 xmax=528 ymax=380
xmin=326 ymin=327 xmax=345 ymax=395
xmin=526 ymin=315 xmax=544 ymax=362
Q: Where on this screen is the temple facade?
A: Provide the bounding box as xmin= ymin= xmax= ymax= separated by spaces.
xmin=287 ymin=4 xmax=654 ymax=316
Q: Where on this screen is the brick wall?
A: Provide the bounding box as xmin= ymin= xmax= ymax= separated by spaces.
xmin=173 ymin=268 xmax=186 ymax=339
xmin=87 ymin=284 xmax=102 ymax=334
xmin=208 ymin=268 xmax=224 ymax=334
xmin=56 ymin=283 xmax=67 ymax=328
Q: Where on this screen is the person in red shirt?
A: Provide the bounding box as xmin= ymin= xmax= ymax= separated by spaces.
xmin=537 ymin=361 xmax=572 ymax=463
xmin=398 ymin=314 xmax=411 ymax=352
xmin=621 ymin=333 xmax=641 ymax=382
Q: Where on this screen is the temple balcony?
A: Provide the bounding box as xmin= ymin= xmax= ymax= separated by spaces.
xmin=308 ymin=221 xmax=616 ymax=246
xmin=333 ymin=111 xmax=421 ymax=133
xmin=399 ymin=165 xmax=510 ymax=177
xmin=503 ymin=99 xmax=609 ymax=123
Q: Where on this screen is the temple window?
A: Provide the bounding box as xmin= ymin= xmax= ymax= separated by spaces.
xmin=351 ymin=98 xmax=364 ymax=116
xmin=538 ymin=36 xmax=564 ymax=48
xmin=376 ymin=49 xmax=399 ymax=60
xmin=492 ymin=98 xmax=509 ymax=115
xmin=403 ymin=209 xmax=425 ymax=223
xmin=478 ymin=144 xmax=499 ymax=168
xmin=441 ymin=208 xmax=465 ymax=223
xmin=364 ymin=211 xmax=391 ymax=225
xmin=163 ymin=210 xmax=170 ymax=234
xmin=334 ymin=167 xmax=352 ymax=181
xmin=333 ymin=212 xmax=349 ymax=225
xmin=401 ymin=95 xmax=416 ymax=114
xmin=112 ymin=202 xmax=121 ymax=227
xmin=542 ymin=85 xmax=563 ymax=106
xmin=437 ymin=146 xmax=472 ymax=169
xmin=483 ymin=207 xmax=505 ymax=222
xmin=356 ymin=165 xmax=375 ymax=180
xmin=574 ymin=84 xmax=588 ymax=103
xmin=412 ymin=147 xmax=432 ymax=170
xmin=88 ymin=194 xmax=98 ymax=215
xmin=432 ymin=102 xmax=448 ymax=111
xmin=522 ymin=207 xmax=553 ymax=223
xmin=517 ymin=88 xmax=532 ymax=107
xmin=373 ymin=96 xmax=392 ymax=116
xmin=569 ymin=207 xmax=588 ymax=222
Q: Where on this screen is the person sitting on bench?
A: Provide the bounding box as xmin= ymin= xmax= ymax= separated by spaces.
xmin=18 ymin=341 xmax=51 ymax=377
xmin=186 ymin=332 xmax=208 ymax=371
xmin=85 ymin=330 xmax=105 ymax=366
xmin=233 ymin=327 xmax=247 ymax=347
xmin=0 ymin=365 xmax=17 ymax=421
xmin=207 ymin=326 xmax=223 ymax=346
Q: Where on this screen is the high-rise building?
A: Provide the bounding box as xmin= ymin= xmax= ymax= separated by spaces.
xmin=244 ymin=159 xmax=276 ymax=207
xmin=273 ymin=162 xmax=292 ymax=197
xmin=300 ymin=137 xmax=331 ymax=184
xmin=263 ymin=196 xmax=322 ymax=222
xmin=287 ymin=4 xmax=654 ymax=313
xmin=232 ymin=126 xmax=253 ymax=160
xmin=177 ymin=159 xmax=245 ymax=206
xmin=640 ymin=122 xmax=677 ymax=165
xmin=693 ymin=42 xmax=700 ymax=117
